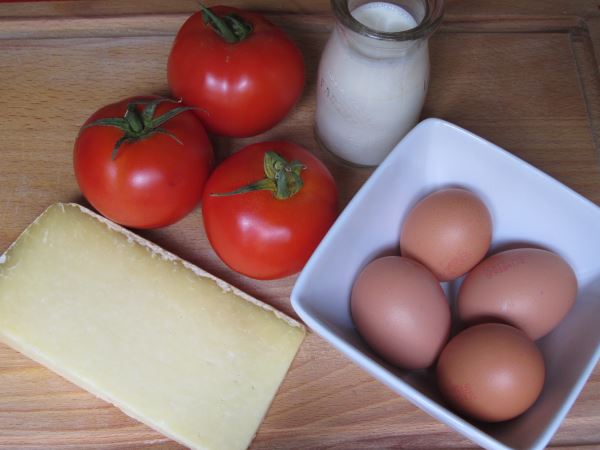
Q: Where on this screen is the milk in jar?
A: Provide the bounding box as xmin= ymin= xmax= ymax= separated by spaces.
xmin=315 ymin=0 xmax=443 ymax=166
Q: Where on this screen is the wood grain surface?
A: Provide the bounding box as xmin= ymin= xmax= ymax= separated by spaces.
xmin=1 ymin=1 xmax=599 ymax=449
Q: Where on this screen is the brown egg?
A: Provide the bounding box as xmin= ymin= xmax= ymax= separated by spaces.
xmin=350 ymin=256 xmax=451 ymax=369
xmin=437 ymin=323 xmax=545 ymax=422
xmin=457 ymin=248 xmax=577 ymax=340
xmin=400 ymin=188 xmax=492 ymax=281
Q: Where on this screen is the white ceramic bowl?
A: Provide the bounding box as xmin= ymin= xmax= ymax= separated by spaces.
xmin=291 ymin=118 xmax=600 ymax=450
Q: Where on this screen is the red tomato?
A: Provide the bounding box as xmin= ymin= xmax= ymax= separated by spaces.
xmin=167 ymin=5 xmax=305 ymax=137
xmin=74 ymin=96 xmax=213 ymax=229
xmin=202 ymin=141 xmax=338 ymax=280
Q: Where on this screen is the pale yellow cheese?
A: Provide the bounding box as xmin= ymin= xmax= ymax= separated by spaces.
xmin=0 ymin=203 xmax=305 ymax=450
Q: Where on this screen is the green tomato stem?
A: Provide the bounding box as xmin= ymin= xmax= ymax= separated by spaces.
xmin=211 ymin=151 xmax=306 ymax=200
xmin=199 ymin=3 xmax=253 ymax=44
xmin=83 ymin=98 xmax=195 ymax=160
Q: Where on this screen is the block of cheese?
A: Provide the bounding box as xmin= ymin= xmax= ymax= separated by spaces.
xmin=0 ymin=203 xmax=305 ymax=450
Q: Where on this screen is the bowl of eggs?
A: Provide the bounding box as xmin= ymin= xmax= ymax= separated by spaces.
xmin=291 ymin=118 xmax=600 ymax=450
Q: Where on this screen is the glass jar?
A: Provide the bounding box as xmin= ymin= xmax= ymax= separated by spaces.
xmin=315 ymin=0 xmax=444 ymax=167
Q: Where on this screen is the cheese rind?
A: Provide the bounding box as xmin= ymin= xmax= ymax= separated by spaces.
xmin=0 ymin=203 xmax=305 ymax=450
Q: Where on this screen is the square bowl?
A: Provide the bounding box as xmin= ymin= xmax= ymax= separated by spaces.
xmin=291 ymin=118 xmax=600 ymax=450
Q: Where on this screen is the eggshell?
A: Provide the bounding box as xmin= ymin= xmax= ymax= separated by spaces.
xmin=437 ymin=323 xmax=545 ymax=422
xmin=400 ymin=188 xmax=492 ymax=281
xmin=457 ymin=248 xmax=577 ymax=340
xmin=350 ymin=256 xmax=451 ymax=369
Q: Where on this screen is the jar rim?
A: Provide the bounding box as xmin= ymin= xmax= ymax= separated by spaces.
xmin=331 ymin=0 xmax=444 ymax=41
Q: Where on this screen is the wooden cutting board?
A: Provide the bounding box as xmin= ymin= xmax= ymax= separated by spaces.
xmin=1 ymin=1 xmax=599 ymax=448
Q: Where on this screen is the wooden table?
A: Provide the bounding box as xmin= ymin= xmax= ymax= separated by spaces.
xmin=1 ymin=1 xmax=599 ymax=448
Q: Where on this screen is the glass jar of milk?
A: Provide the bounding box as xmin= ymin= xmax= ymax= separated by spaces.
xmin=315 ymin=0 xmax=444 ymax=166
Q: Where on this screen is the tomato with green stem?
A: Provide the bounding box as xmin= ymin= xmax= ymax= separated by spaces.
xmin=74 ymin=96 xmax=213 ymax=229
xmin=202 ymin=141 xmax=338 ymax=280
xmin=167 ymin=5 xmax=305 ymax=137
